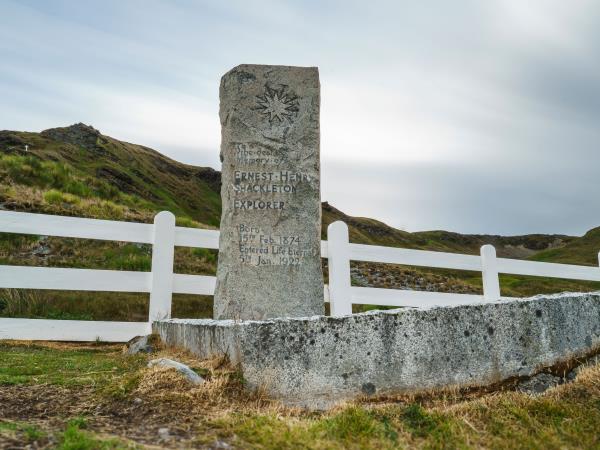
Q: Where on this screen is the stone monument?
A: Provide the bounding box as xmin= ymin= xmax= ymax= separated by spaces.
xmin=214 ymin=64 xmax=324 ymax=320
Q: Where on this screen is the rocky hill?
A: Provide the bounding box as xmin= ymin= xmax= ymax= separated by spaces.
xmin=0 ymin=123 xmax=221 ymax=226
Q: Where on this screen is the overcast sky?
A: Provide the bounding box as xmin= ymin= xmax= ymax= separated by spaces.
xmin=2 ymin=0 xmax=600 ymax=236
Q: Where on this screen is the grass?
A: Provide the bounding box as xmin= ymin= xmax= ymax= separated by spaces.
xmin=44 ymin=189 xmax=81 ymax=205
xmin=1 ymin=340 xmax=599 ymax=449
xmin=0 ymin=154 xmax=135 ymax=209
xmin=206 ymin=385 xmax=600 ymax=449
xmin=0 ymin=289 xmax=213 ymax=322
xmin=58 ymin=418 xmax=136 ymax=449
xmin=0 ymin=418 xmax=136 ymax=449
xmin=1 ymin=128 xmax=222 ymax=226
xmin=0 ymin=341 xmax=146 ymax=387
xmin=0 ymin=420 xmax=47 ymax=446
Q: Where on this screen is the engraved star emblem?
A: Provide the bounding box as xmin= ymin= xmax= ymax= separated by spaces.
xmin=255 ymin=86 xmax=299 ymax=123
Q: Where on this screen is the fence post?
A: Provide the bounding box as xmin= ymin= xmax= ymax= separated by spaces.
xmin=149 ymin=211 xmax=176 ymax=323
xmin=328 ymin=221 xmax=352 ymax=316
xmin=481 ymin=244 xmax=500 ymax=301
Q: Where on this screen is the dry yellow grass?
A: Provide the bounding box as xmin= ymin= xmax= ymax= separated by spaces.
xmin=1 ymin=340 xmax=599 ymax=449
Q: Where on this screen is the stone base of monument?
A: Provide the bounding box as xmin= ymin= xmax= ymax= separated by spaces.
xmin=153 ymin=292 xmax=600 ymax=409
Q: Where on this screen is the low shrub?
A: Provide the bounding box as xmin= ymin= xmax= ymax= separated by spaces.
xmin=43 ymin=189 xmax=81 ymax=205
xmin=192 ymin=247 xmax=218 ymax=265
xmin=0 ymin=289 xmax=48 ymax=317
xmin=176 ymin=216 xmax=201 ymax=228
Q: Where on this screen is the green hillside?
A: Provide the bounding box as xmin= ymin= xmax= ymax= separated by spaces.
xmin=0 ymin=123 xmax=221 ymax=227
xmin=1 ymin=124 xmax=599 ymax=320
xmin=530 ymin=227 xmax=600 ymax=266
xmin=322 ymin=202 xmax=573 ymax=258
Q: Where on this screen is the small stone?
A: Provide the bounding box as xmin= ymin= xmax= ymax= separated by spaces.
xmin=361 ymin=382 xmax=376 ymax=395
xmin=518 ymin=373 xmax=562 ymax=394
xmin=158 ymin=427 xmax=170 ymax=440
xmin=148 ymin=358 xmax=204 ymax=385
xmin=125 ymin=335 xmax=154 ymax=355
xmin=212 ymin=440 xmax=232 ymax=449
xmin=133 ymin=397 xmax=143 ymax=405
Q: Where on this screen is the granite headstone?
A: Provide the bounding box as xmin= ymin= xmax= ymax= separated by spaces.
xmin=214 ymin=64 xmax=324 ymax=320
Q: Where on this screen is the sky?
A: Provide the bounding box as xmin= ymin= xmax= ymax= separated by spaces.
xmin=1 ymin=0 xmax=600 ymax=236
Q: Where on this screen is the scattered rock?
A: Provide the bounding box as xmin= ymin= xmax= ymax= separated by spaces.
xmin=41 ymin=123 xmax=104 ymax=153
xmin=148 ymin=358 xmax=204 ymax=385
xmin=33 ymin=242 xmax=51 ymax=257
xmin=158 ymin=427 xmax=170 ymax=441
xmin=211 ymin=440 xmax=232 ymax=449
xmin=133 ymin=397 xmax=143 ymax=405
xmin=125 ymin=335 xmax=154 ymax=355
xmin=518 ymin=373 xmax=562 ymax=394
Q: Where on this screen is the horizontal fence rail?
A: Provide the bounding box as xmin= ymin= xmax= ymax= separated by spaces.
xmin=351 ymin=287 xmax=485 ymax=309
xmin=349 ymin=243 xmax=483 ymax=271
xmin=0 ymin=211 xmax=599 ymax=341
xmin=0 ymin=211 xmax=155 ymax=243
xmin=496 ymin=258 xmax=600 ymax=282
xmin=0 ymin=318 xmax=150 ymax=342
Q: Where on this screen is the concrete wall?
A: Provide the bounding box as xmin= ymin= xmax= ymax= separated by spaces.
xmin=154 ymin=292 xmax=600 ymax=408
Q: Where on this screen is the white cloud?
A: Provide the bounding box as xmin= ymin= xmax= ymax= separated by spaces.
xmin=2 ymin=0 xmax=600 ymax=234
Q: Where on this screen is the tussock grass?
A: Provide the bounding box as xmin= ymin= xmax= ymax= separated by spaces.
xmin=0 ymin=154 xmax=148 ymax=211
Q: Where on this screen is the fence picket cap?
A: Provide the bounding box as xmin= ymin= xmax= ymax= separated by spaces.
xmin=481 ymin=244 xmax=501 ymax=301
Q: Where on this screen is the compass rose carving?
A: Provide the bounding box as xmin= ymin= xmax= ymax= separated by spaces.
xmin=255 ymin=86 xmax=299 ymax=124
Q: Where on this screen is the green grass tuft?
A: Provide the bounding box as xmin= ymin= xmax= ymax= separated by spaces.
xmin=58 ymin=419 xmax=132 ymax=450
xmin=0 ymin=342 xmax=146 ymax=388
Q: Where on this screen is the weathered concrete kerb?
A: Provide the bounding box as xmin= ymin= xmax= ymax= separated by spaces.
xmin=154 ymin=292 xmax=600 ymax=408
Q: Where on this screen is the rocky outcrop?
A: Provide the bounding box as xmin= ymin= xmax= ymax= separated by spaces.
xmin=41 ymin=123 xmax=105 ymax=153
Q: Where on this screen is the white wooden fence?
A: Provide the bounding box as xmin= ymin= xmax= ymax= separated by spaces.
xmin=1 ymin=211 xmax=599 ymax=341
xmin=0 ymin=211 xmax=219 ymax=341
xmin=327 ymin=221 xmax=600 ymax=314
